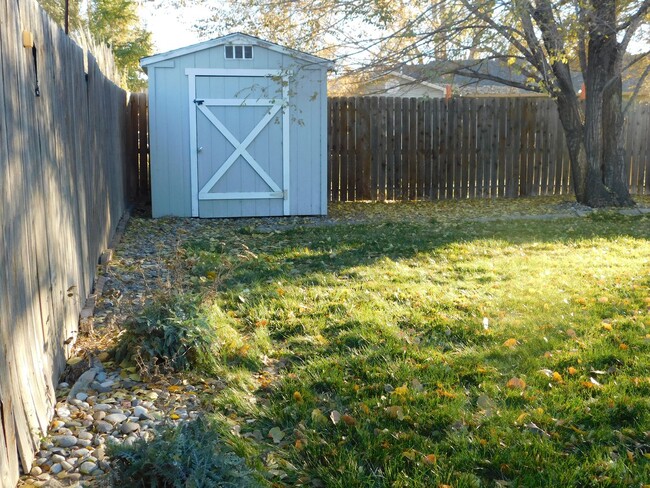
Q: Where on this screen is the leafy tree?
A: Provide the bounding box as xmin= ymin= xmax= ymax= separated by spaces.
xmin=38 ymin=0 xmax=152 ymax=91
xmin=198 ymin=0 xmax=649 ymax=207
xmin=88 ymin=0 xmax=152 ymax=91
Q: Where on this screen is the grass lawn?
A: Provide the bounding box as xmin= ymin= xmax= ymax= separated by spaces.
xmin=123 ymin=200 xmax=650 ymax=487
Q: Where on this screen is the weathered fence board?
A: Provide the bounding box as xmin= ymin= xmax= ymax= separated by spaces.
xmin=0 ymin=0 xmax=140 ymax=485
xmin=328 ymin=96 xmax=650 ymax=201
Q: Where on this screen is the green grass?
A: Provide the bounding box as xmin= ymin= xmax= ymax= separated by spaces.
xmin=130 ymin=202 xmax=650 ymax=487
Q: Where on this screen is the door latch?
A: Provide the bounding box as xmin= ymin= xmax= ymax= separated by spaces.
xmin=193 ymin=99 xmax=204 ymax=105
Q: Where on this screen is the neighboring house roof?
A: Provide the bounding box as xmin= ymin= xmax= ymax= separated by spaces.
xmin=140 ymin=32 xmax=334 ymax=70
xmin=403 ymin=59 xmax=584 ymax=95
xmin=383 ymin=72 xmax=446 ymax=93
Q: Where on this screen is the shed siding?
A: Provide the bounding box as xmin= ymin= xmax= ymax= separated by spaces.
xmin=147 ymin=39 xmax=328 ymax=218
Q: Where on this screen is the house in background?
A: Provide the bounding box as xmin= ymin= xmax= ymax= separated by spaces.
xmin=330 ymin=71 xmax=446 ymax=98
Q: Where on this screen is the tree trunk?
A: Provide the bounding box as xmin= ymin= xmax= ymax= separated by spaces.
xmin=575 ymin=0 xmax=635 ymax=207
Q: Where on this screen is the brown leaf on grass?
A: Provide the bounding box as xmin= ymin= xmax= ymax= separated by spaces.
xmin=342 ymin=414 xmax=356 ymax=426
xmin=552 ymin=372 xmax=563 ymax=383
xmin=503 ymin=338 xmax=518 ymax=348
xmin=422 ymin=454 xmax=437 ymax=465
xmin=506 ymin=377 xmax=526 ymax=390
xmin=293 ymin=391 xmax=304 ymax=403
xmin=568 ymin=366 xmax=578 ymax=375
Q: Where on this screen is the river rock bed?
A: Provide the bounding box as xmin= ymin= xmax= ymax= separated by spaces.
xmin=17 ymin=361 xmax=210 ymax=487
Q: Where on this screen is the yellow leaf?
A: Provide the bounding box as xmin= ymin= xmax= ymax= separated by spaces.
xmin=507 ymin=377 xmax=526 ymax=390
xmin=293 ymin=391 xmax=304 ymax=403
xmin=436 ymin=388 xmax=457 ymax=399
xmin=311 ymin=408 xmax=327 ymax=424
xmin=568 ymin=366 xmax=578 ymax=375
xmin=167 ymin=385 xmax=183 ymax=393
xmin=598 ymin=296 xmax=609 ymax=303
xmin=295 ymin=439 xmax=305 ymax=450
xmin=602 ymin=323 xmax=613 ymax=331
xmin=393 ymin=384 xmax=408 ymax=396
xmin=402 ymin=449 xmax=417 ymax=460
xmin=627 ymin=450 xmax=634 ymax=463
xmin=255 ymin=319 xmax=268 ymax=327
xmin=552 ymin=372 xmax=563 ymax=383
xmin=238 ymin=344 xmax=250 ymax=356
xmin=360 ymin=403 xmax=370 ymax=415
xmin=619 ymin=343 xmax=629 ymax=350
xmin=170 ymin=413 xmax=180 ymax=420
xmin=206 ymin=271 xmax=217 ymax=280
xmin=423 ymin=454 xmax=437 ymax=465
xmin=516 ymin=413 xmax=529 ymax=424
xmin=503 ymin=338 xmax=518 ymax=348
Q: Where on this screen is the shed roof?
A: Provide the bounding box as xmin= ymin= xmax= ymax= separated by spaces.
xmin=141 ymin=32 xmax=335 ymax=70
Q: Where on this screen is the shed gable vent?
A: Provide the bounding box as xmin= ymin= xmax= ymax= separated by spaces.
xmin=225 ymin=45 xmax=253 ymax=60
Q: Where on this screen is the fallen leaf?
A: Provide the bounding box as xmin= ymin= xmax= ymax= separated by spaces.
xmin=507 ymin=377 xmax=526 ymax=390
xmin=170 ymin=413 xmax=180 ymax=420
xmin=268 ymin=427 xmax=285 ymax=443
xmin=566 ymin=328 xmax=577 ymax=338
xmin=342 ymin=414 xmax=356 ymax=426
xmin=422 ymin=454 xmax=437 ymax=465
xmin=590 ymin=377 xmax=602 ymax=387
xmin=330 ymin=410 xmax=341 ymax=425
xmin=385 ymin=406 xmax=405 ymax=420
xmin=552 ymin=372 xmax=563 ymax=383
xmin=602 ymin=322 xmax=613 ymax=331
xmin=360 ymin=403 xmax=370 ymax=415
xmin=293 ymin=391 xmax=304 ymax=403
xmin=627 ymin=450 xmax=635 ymax=463
xmin=295 ymin=439 xmax=305 ymax=450
xmin=503 ymin=338 xmax=518 ymax=348
xmin=619 ymin=343 xmax=629 ymax=350
xmin=410 ymin=378 xmax=424 ymax=392
xmin=568 ymin=366 xmax=578 ymax=375
xmin=393 ymin=384 xmax=408 ymax=396
xmin=255 ymin=319 xmax=269 ymax=327
xmin=311 ymin=409 xmax=327 ymax=424
xmin=539 ymin=369 xmax=553 ymax=378
xmin=402 ymin=449 xmax=417 ymax=460
xmin=598 ymin=296 xmax=609 ymax=303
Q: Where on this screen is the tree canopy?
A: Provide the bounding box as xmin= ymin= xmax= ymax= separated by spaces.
xmin=38 ymin=0 xmax=152 ymax=91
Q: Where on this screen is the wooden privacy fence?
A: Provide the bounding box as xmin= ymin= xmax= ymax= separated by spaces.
xmin=328 ymin=97 xmax=650 ymax=201
xmin=127 ymin=92 xmax=150 ymax=198
xmin=0 ymin=1 xmax=138 ymax=485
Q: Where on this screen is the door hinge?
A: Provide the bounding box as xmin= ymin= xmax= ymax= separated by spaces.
xmin=193 ymin=99 xmax=204 ymax=105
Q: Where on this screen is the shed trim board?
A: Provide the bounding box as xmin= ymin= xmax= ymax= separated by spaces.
xmin=141 ymin=32 xmax=334 ymax=71
xmin=186 ymin=68 xmax=291 ymax=217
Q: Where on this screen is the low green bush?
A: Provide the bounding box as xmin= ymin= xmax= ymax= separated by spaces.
xmin=108 ymin=417 xmax=262 ymax=487
xmin=115 ymin=292 xmax=220 ymax=374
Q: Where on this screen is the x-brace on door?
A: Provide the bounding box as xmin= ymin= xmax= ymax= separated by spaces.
xmin=186 ymin=69 xmax=290 ymax=217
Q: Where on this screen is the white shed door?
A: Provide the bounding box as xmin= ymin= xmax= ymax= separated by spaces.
xmin=187 ymin=69 xmax=290 ymax=217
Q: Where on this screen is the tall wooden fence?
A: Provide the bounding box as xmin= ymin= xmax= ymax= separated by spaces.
xmin=328 ymin=96 xmax=650 ymax=201
xmin=127 ymin=92 xmax=150 ymax=199
xmin=0 ymin=1 xmax=138 ymax=485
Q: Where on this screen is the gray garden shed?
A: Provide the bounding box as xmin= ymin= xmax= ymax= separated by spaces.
xmin=140 ymin=33 xmax=333 ymax=218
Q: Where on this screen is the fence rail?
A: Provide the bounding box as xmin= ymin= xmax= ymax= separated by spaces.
xmin=0 ymin=1 xmax=137 ymax=485
xmin=328 ymin=96 xmax=650 ymax=201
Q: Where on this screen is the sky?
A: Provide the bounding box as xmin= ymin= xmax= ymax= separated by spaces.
xmin=139 ymin=3 xmax=209 ymax=54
